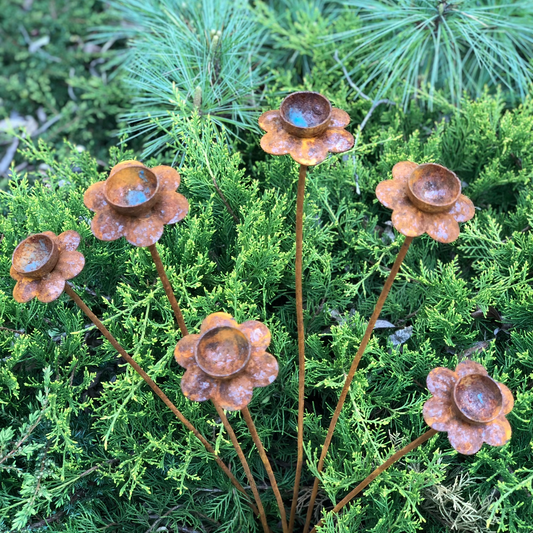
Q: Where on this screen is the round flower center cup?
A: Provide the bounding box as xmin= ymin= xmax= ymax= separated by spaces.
xmin=406 ymin=163 xmax=461 ymax=213
xmin=453 ymin=374 xmax=503 ymax=424
xmin=279 ymin=91 xmax=332 ymax=138
xmin=105 ymin=165 xmax=160 ymax=216
xmin=12 ymin=233 xmax=59 ymax=279
xmin=196 ymin=326 xmax=251 ymax=379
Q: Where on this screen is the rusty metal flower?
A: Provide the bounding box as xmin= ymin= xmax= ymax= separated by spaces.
xmin=174 ymin=312 xmax=278 ymax=411
xmin=258 ymin=91 xmax=354 ymax=166
xmin=84 ymin=160 xmax=189 ymax=247
xmin=10 ymin=231 xmax=85 ymax=303
xmin=376 ymin=161 xmax=475 ymax=243
xmin=423 ymin=360 xmax=514 ymax=455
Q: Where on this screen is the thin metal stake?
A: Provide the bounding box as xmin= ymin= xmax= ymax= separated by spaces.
xmin=213 ymin=403 xmax=271 ymax=533
xmin=242 ymin=407 xmax=288 ymax=533
xmin=148 ymin=243 xmax=189 ymax=336
xmin=309 ymin=429 xmax=438 ymax=533
xmin=304 ymin=236 xmax=414 ymax=532
xmin=289 ymin=163 xmax=307 ymax=533
xmin=63 ymin=284 xmax=256 ymax=513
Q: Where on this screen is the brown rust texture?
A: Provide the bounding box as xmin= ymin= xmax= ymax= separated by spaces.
xmin=376 ymin=161 xmax=475 ymax=243
xmin=258 ymin=91 xmax=354 ymax=166
xmin=84 ymin=161 xmax=189 ymax=247
xmin=174 ymin=312 xmax=278 ymax=411
xmin=423 ymin=360 xmax=514 ymax=455
xmin=11 ymin=231 xmax=85 ymax=303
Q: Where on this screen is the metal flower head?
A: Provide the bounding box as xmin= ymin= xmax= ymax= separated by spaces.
xmin=10 ymin=231 xmax=85 ymax=303
xmin=84 ymin=161 xmax=189 ymax=247
xmin=376 ymin=161 xmax=475 ymax=243
xmin=258 ymin=91 xmax=354 ymax=166
xmin=174 ymin=313 xmax=279 ymax=411
xmin=423 ymin=360 xmax=514 ymax=455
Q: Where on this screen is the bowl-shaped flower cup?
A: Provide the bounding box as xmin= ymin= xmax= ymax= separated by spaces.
xmin=10 ymin=231 xmax=85 ymax=303
xmin=175 ymin=313 xmax=278 ymax=411
xmin=84 ymin=161 xmax=189 ymax=247
xmin=424 ymin=360 xmax=514 ymax=455
xmin=376 ymin=162 xmax=475 ymax=243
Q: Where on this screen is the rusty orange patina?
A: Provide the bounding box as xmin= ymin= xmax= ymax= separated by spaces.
xmin=376 ymin=161 xmax=475 ymax=243
xmin=84 ymin=160 xmax=189 ymax=247
xmin=175 ymin=312 xmax=278 ymax=411
xmin=258 ymin=91 xmax=354 ymax=166
xmin=423 ymin=360 xmax=514 ymax=455
xmin=10 ymin=231 xmax=85 ymax=303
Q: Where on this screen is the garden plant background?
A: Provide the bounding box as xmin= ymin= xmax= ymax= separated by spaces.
xmin=1 ymin=0 xmax=533 ymax=531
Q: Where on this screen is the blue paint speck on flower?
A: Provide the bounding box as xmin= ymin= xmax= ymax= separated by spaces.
xmin=288 ymin=108 xmax=308 ymax=128
xmin=126 ymin=190 xmax=149 ymax=206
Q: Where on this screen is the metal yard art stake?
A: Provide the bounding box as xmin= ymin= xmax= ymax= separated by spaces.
xmin=304 ymin=161 xmax=477 ymax=532
xmin=174 ymin=312 xmax=286 ymax=533
xmin=309 ymin=361 xmax=514 ymax=532
xmin=9 ymin=232 xmax=256 ymax=513
xmin=83 ymin=161 xmax=190 ymax=336
xmin=259 ymin=91 xmax=354 ymax=532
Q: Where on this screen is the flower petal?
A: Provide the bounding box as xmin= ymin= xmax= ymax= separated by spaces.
xmin=57 ymin=230 xmax=81 ymax=252
xmin=498 ymin=383 xmax=514 ymax=415
xmin=124 ymin=215 xmax=164 ymax=247
xmin=84 ymin=181 xmax=108 ymax=211
xmin=427 ymin=367 xmax=457 ymax=398
xmin=456 ymin=360 xmax=488 ymax=378
xmin=290 ymin=137 xmax=329 ymax=166
xmin=392 ymin=161 xmax=418 ymax=182
xmin=245 ymin=352 xmax=278 ymax=387
xmin=37 ymin=272 xmax=65 ymax=303
xmin=448 ymin=194 xmax=475 ymax=223
xmin=152 ymin=165 xmax=181 ymax=191
xmin=447 ymin=418 xmax=483 ymax=455
xmin=239 ymin=320 xmax=271 ymax=353
xmin=321 ymin=127 xmax=354 ymax=154
xmin=258 ymin=110 xmax=282 ymax=133
xmin=200 ymin=313 xmax=239 ymax=334
xmin=41 ymin=231 xmax=58 ymax=241
xmin=423 ymin=396 xmax=454 ymax=431
xmin=391 ymin=203 xmax=428 ymax=237
xmin=330 ymin=108 xmax=350 ymax=128
xmin=425 ymin=213 xmax=460 ymax=243
xmin=180 ymin=365 xmax=217 ymax=402
xmin=10 ymin=265 xmax=23 ymax=281
xmin=13 ymin=279 xmax=40 ymax=303
xmin=53 ymin=251 xmax=85 ymax=280
xmin=108 ymin=160 xmax=143 ymax=178
xmin=174 ymin=334 xmax=201 ymax=369
xmin=260 ymin=130 xmax=292 ymax=157
xmin=155 ymin=191 xmax=189 ymax=225
xmin=483 ymin=416 xmax=512 ymax=447
xmin=214 ymin=373 xmax=254 ymax=411
xmin=91 ymin=205 xmax=129 ymax=241
xmin=376 ymin=179 xmax=412 ymax=210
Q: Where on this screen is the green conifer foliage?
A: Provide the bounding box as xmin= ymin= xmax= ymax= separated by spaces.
xmin=1 ymin=91 xmax=533 ymax=531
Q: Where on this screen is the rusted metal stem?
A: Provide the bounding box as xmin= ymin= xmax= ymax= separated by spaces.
xmin=242 ymin=407 xmax=288 ymax=533
xmin=304 ymin=236 xmax=414 ymax=532
xmin=213 ymin=403 xmax=270 ymax=533
xmin=63 ymin=284 xmax=255 ymax=513
xmin=148 ymin=243 xmax=189 ymax=337
xmin=309 ymin=429 xmax=438 ymax=533
xmin=289 ymin=163 xmax=308 ymax=533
